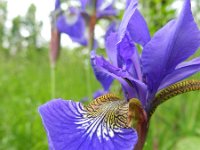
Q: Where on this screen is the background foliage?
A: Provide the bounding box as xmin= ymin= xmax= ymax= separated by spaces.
xmin=0 ymin=0 xmax=200 ymax=149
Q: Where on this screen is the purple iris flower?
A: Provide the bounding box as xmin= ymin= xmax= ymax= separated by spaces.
xmin=54 ymin=0 xmax=117 ymax=46
xmin=81 ymin=0 xmax=117 ymax=18
xmin=92 ymin=0 xmax=200 ymax=109
xmin=39 ymin=0 xmax=200 ymax=149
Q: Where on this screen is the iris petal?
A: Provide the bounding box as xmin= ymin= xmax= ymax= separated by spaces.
xmin=126 ymin=9 xmax=151 ymax=46
xmin=39 ymin=95 xmax=138 ymax=150
xmin=97 ymin=0 xmax=113 ymax=11
xmin=80 ymin=0 xmax=88 ymax=10
xmin=54 ymin=0 xmax=60 ymax=10
xmin=97 ymin=5 xmax=117 ymax=18
xmin=117 ymin=34 xmax=135 ymax=68
xmin=91 ymin=51 xmax=113 ymax=91
xmin=118 ymin=0 xmax=138 ymax=41
xmin=56 ymin=10 xmax=87 ymax=46
xmin=93 ymin=54 xmax=147 ymax=102
xmin=159 ymin=57 xmax=200 ymax=90
xmin=141 ymin=0 xmax=200 ymax=94
xmin=94 ymin=55 xmax=136 ymax=98
xmin=119 ymin=0 xmax=150 ymax=46
xmin=117 ymin=34 xmax=142 ymax=80
xmin=105 ymin=30 xmax=118 ymax=66
xmin=105 ymin=27 xmax=142 ymax=81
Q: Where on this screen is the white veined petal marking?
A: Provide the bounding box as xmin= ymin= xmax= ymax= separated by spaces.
xmin=75 ymin=94 xmax=129 ymax=141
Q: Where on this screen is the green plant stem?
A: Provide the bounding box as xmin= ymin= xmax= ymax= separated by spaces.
xmin=85 ymin=58 xmax=92 ymax=99
xmin=50 ymin=64 xmax=56 ymax=99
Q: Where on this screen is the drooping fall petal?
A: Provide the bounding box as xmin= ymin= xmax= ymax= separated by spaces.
xmin=92 ymin=54 xmax=147 ymax=102
xmin=91 ymin=51 xmax=113 ymax=91
xmin=39 ymin=95 xmax=138 ymax=150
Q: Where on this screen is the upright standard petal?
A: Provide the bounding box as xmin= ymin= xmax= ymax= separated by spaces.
xmin=141 ymin=0 xmax=200 ymax=94
xmin=39 ymin=95 xmax=138 ymax=150
xmin=119 ymin=1 xmax=150 ymax=46
xmin=126 ymin=9 xmax=151 ymax=46
xmin=104 ymin=22 xmax=118 ymax=66
xmin=117 ymin=34 xmax=142 ymax=80
xmin=159 ymin=57 xmax=200 ymax=90
xmin=118 ymin=0 xmax=138 ymax=42
xmin=105 ymin=26 xmax=142 ymax=80
xmin=56 ymin=10 xmax=87 ymax=46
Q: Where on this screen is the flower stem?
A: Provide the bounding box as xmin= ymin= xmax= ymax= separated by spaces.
xmin=134 ymin=121 xmax=149 ymax=150
xmin=84 ymin=0 xmax=97 ymax=99
xmin=88 ymin=1 xmax=97 ymax=50
xmin=50 ymin=64 xmax=56 ymax=99
xmin=85 ymin=58 xmax=92 ymax=99
xmin=128 ymin=99 xmax=149 ymax=150
xmin=49 ymin=23 xmax=60 ymax=99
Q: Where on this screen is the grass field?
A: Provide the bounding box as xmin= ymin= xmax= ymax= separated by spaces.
xmin=0 ymin=49 xmax=200 ymax=150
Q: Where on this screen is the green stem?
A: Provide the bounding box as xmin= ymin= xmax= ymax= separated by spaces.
xmin=88 ymin=11 xmax=97 ymax=49
xmin=50 ymin=64 xmax=56 ymax=99
xmin=85 ymin=58 xmax=92 ymax=99
xmin=49 ymin=25 xmax=60 ymax=99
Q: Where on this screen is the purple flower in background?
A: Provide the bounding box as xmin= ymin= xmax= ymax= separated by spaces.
xmin=50 ymin=0 xmax=117 ymax=65
xmin=81 ymin=0 xmax=117 ymax=18
xmin=39 ymin=0 xmax=200 ymax=149
xmin=53 ymin=0 xmax=117 ymax=46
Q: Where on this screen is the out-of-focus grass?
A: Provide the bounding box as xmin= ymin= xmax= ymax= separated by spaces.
xmin=144 ymin=51 xmax=200 ymax=149
xmin=0 ymin=49 xmax=200 ymax=150
xmin=0 ymin=49 xmax=101 ymax=150
xmin=144 ymin=90 xmax=200 ymax=150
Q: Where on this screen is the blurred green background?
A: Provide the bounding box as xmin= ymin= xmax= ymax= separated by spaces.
xmin=0 ymin=0 xmax=200 ymax=150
